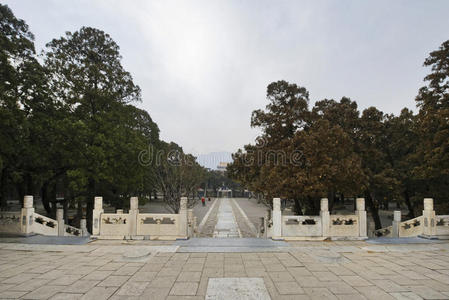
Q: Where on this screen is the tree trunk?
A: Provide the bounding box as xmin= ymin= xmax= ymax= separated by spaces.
xmin=77 ymin=197 xmax=82 ymax=223
xmin=153 ymin=189 xmax=157 ymax=201
xmin=328 ymin=189 xmax=335 ymax=212
xmin=41 ymin=182 xmax=52 ymax=214
xmin=16 ymin=182 xmax=25 ymax=208
xmin=293 ymin=198 xmax=302 ymax=215
xmin=304 ymin=196 xmax=319 ymax=215
xmin=63 ymin=199 xmax=68 ymax=224
xmin=50 ymin=185 xmax=57 ymax=219
xmin=365 ymin=191 xmax=382 ymax=229
xmin=86 ymin=178 xmax=96 ymax=233
xmin=25 ymin=173 xmax=33 ymax=195
xmin=404 ymin=189 xmax=415 ymax=219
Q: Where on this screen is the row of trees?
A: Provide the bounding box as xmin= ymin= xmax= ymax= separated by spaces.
xmin=0 ymin=5 xmax=207 ymax=228
xmin=228 ymin=40 xmax=449 ymax=229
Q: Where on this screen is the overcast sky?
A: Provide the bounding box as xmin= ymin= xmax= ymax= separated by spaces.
xmin=5 ymin=0 xmax=449 ymax=155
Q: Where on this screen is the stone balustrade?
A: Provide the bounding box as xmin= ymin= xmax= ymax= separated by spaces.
xmin=0 ymin=195 xmax=87 ymax=236
xmin=375 ymin=198 xmax=449 ymax=239
xmin=270 ymin=197 xmax=367 ymax=240
xmin=93 ymin=196 xmax=190 ymax=240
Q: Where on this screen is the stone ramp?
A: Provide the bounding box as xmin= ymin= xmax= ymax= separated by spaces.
xmin=175 ymin=237 xmax=289 ymax=252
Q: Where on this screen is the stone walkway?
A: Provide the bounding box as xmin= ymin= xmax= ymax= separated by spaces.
xmin=193 ymin=198 xmax=218 ymax=226
xmin=197 ymin=199 xmax=221 ymax=238
xmin=232 ymin=198 xmax=269 ymax=235
xmin=213 ymin=199 xmax=240 ymax=238
xmin=229 ymin=199 xmax=258 ymax=237
xmin=198 ymin=198 xmax=260 ymax=238
xmin=2 ymin=240 xmax=449 ymax=299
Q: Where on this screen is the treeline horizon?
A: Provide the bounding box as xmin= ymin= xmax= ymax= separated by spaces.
xmin=228 ymin=40 xmax=449 ymax=229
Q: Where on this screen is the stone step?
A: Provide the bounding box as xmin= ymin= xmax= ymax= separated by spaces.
xmin=175 ymin=237 xmax=290 ymax=252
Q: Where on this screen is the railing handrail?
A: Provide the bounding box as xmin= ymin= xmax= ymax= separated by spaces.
xmin=400 ymin=216 xmax=423 ymax=225
xmin=33 ymin=212 xmax=58 ymax=224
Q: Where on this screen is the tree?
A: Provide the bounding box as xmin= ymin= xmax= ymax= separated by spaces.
xmin=415 ymin=40 xmax=449 ymax=204
xmin=384 ymin=109 xmax=420 ymax=218
xmin=357 ymin=107 xmax=398 ymax=229
xmin=228 ymin=145 xmax=269 ymax=205
xmin=202 ymin=169 xmax=241 ymax=197
xmin=43 ymin=26 xmax=144 ymax=229
xmin=230 ymin=81 xmax=364 ymax=215
xmin=296 ymin=119 xmax=365 ymax=212
xmin=251 ymin=80 xmax=310 ymax=144
xmin=154 ymin=142 xmax=206 ymax=212
xmin=310 ymin=98 xmax=362 ymax=208
xmin=0 ymin=4 xmax=45 ymax=208
xmin=229 ymin=81 xmax=310 ymax=209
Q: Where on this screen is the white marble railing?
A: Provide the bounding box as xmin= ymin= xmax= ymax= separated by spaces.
xmin=0 ymin=196 xmax=86 ymax=237
xmin=271 ymin=198 xmax=367 ymax=240
xmin=329 ymin=215 xmax=359 ymax=237
xmin=33 ymin=212 xmax=58 ymax=236
xmin=399 ymin=216 xmax=423 ymax=237
xmin=137 ymin=214 xmax=180 ymax=237
xmin=282 ymin=216 xmax=322 ymax=237
xmin=373 ymin=198 xmax=448 ymax=239
xmin=374 ymin=225 xmax=393 ymax=237
xmin=65 ymin=224 xmax=82 ymax=236
xmin=100 ymin=213 xmax=131 ymax=237
xmin=93 ymin=197 xmax=189 ymax=240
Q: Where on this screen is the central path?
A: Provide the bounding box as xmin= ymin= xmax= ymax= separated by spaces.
xmin=213 ymin=198 xmax=241 ymax=238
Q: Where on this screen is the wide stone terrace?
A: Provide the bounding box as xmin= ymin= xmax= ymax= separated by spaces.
xmin=1 ymin=239 xmax=449 ymax=299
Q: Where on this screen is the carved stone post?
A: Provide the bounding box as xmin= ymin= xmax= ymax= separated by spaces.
xmin=80 ymin=219 xmax=88 ymax=236
xmin=21 ymin=195 xmax=34 ymax=235
xmin=272 ymin=198 xmax=282 ymax=239
xmin=92 ymin=196 xmax=103 ymax=236
xmin=392 ymin=210 xmax=401 ymax=238
xmin=56 ymin=208 xmax=65 ymax=236
xmin=179 ymin=197 xmax=188 ymax=238
xmin=320 ymin=198 xmax=330 ymax=238
xmin=356 ymin=198 xmax=367 ymax=238
xmin=129 ymin=197 xmax=139 ymax=237
xmin=422 ymin=198 xmax=436 ymax=237
xmin=187 ymin=208 xmax=194 ymax=237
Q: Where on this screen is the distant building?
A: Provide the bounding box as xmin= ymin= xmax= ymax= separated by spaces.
xmin=217 ymin=162 xmax=229 ymax=172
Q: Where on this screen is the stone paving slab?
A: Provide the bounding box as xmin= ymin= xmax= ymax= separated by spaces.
xmin=206 ymin=278 xmax=271 ymax=300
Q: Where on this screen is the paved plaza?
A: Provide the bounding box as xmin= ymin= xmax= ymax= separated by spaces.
xmin=2 ymin=239 xmax=449 ymax=299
